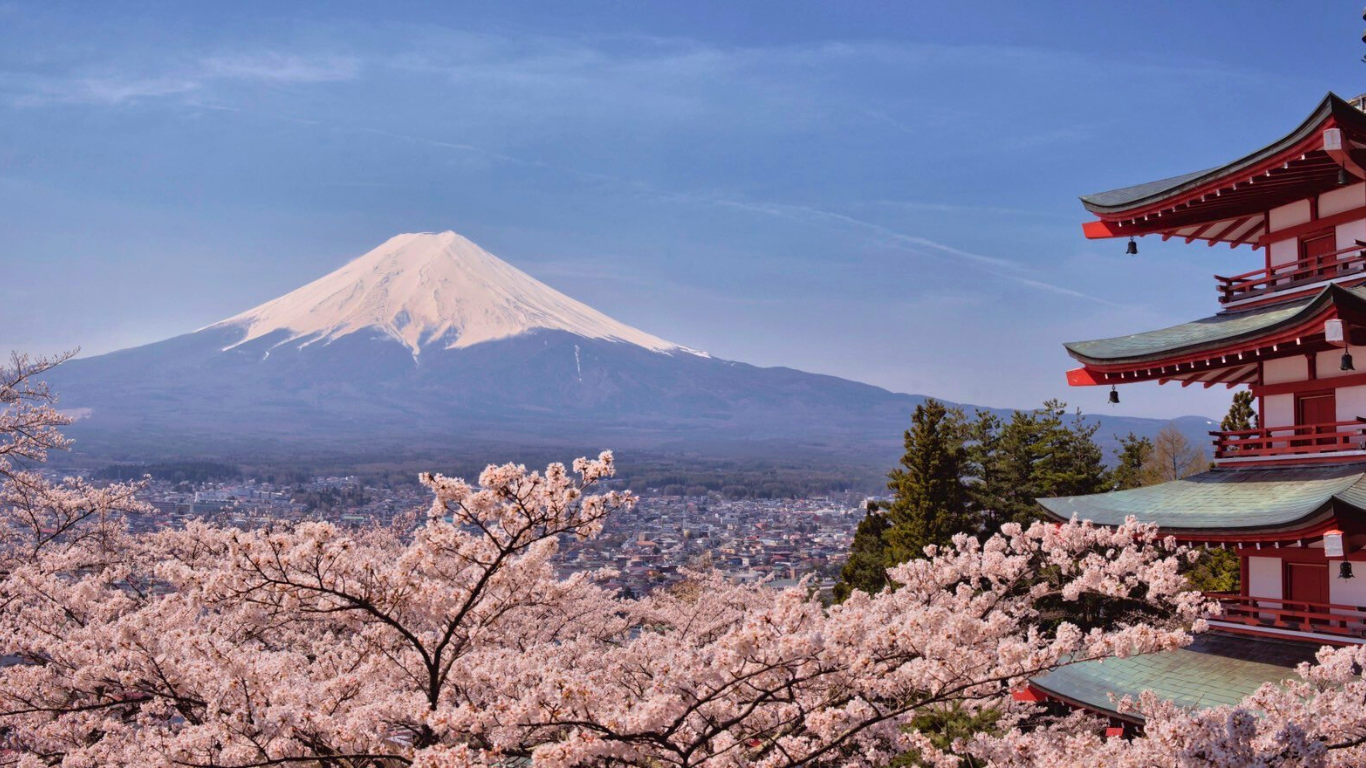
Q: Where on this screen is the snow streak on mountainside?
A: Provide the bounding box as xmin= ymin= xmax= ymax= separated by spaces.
xmin=210 ymin=231 xmax=701 ymax=357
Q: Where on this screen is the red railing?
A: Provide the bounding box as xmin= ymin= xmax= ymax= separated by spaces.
xmin=1215 ymin=242 xmax=1366 ymax=304
xmin=1206 ymin=592 xmax=1366 ymax=639
xmin=1210 ymin=419 xmax=1366 ymax=460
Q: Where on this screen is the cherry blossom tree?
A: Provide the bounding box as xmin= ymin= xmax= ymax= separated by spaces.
xmin=0 ymin=352 xmax=1319 ymax=768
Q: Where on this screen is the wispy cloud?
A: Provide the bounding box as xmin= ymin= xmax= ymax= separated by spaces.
xmin=1 ymin=50 xmax=361 ymax=107
xmin=708 ymin=197 xmax=1123 ymax=305
xmin=6 ymin=74 xmax=198 ymax=106
xmin=200 ymin=52 xmax=360 ymax=84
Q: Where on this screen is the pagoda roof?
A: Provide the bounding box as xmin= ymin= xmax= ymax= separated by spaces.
xmin=1037 ymin=462 xmax=1366 ymax=536
xmin=1081 ymin=93 xmax=1364 ymax=214
xmin=1080 ymin=93 xmax=1366 ymax=247
xmin=1065 ymin=283 xmax=1366 ymax=367
xmin=1030 ymin=633 xmax=1316 ymax=721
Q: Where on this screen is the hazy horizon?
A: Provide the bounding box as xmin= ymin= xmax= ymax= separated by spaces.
xmin=5 ymin=2 xmax=1363 ymax=419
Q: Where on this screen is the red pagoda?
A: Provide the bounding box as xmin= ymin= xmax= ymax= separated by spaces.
xmin=1021 ymin=93 xmax=1366 ymax=724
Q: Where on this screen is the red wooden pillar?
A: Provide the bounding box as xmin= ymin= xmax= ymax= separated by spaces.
xmin=1240 ymin=552 xmax=1250 ymax=597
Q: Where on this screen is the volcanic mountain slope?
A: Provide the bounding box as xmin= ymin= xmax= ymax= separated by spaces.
xmin=43 ymin=231 xmax=1214 ymax=462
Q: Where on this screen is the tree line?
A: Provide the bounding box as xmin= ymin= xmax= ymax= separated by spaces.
xmin=835 ymin=396 xmax=1236 ymax=600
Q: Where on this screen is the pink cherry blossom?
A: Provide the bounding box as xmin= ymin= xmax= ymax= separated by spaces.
xmin=1 ymin=352 xmax=1355 ymax=767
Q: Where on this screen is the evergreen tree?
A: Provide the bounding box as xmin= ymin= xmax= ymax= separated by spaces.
xmin=882 ymin=399 xmax=970 ymax=564
xmin=983 ymin=409 xmax=1043 ymax=528
xmin=1111 ymin=432 xmax=1153 ymax=491
xmin=1032 ymin=400 xmax=1109 ymax=500
xmin=832 ymin=503 xmax=892 ymax=601
xmin=1221 ymin=389 xmax=1258 ymax=431
xmin=1184 ymin=547 xmax=1240 ymax=593
xmin=965 ymin=411 xmax=1007 ymax=533
xmin=972 ymin=401 xmax=1110 ymax=531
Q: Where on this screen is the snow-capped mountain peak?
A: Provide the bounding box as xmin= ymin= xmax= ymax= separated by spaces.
xmin=212 ymin=231 xmax=700 ymax=356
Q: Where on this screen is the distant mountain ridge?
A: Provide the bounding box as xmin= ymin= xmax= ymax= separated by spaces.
xmin=42 ymin=231 xmax=1217 ymax=464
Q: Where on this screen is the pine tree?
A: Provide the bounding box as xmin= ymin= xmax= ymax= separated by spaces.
xmin=832 ymin=504 xmax=892 ymax=601
xmin=965 ymin=410 xmax=1007 ymax=533
xmin=1032 ymin=400 xmax=1109 ymax=501
xmin=1111 ymin=432 xmax=1153 ymax=491
xmin=882 ymin=400 xmax=970 ymax=565
xmin=1221 ymin=389 xmax=1258 ymax=431
xmin=973 ymin=401 xmax=1110 ymax=531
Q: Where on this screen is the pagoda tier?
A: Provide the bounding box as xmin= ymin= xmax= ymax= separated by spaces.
xmin=1080 ymin=93 xmax=1366 ymax=250
xmin=1039 ymin=465 xmax=1366 ymax=647
xmin=1064 ymin=283 xmax=1366 ymax=388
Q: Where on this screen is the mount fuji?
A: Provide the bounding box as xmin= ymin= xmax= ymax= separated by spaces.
xmin=42 ymin=231 xmax=1211 ymax=463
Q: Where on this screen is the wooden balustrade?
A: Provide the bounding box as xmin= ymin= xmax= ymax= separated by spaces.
xmin=1215 ymin=242 xmax=1366 ymax=304
xmin=1210 ymin=418 xmax=1366 ymax=460
xmin=1206 ymin=592 xmax=1366 ymax=639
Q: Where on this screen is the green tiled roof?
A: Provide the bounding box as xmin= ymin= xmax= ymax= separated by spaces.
xmin=1038 ymin=463 xmax=1366 ymax=534
xmin=1065 ymin=284 xmax=1366 ymax=365
xmin=1080 ymin=93 xmax=1366 ymax=214
xmin=1031 ymin=633 xmax=1319 ymax=719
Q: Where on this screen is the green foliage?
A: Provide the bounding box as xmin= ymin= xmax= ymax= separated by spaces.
xmin=1184 ymin=547 xmax=1241 ymax=593
xmin=836 ymin=399 xmax=1114 ymax=599
xmin=967 ymin=401 xmax=1110 ymax=532
xmin=1222 ymin=390 xmax=1258 ymax=432
xmin=896 ymin=703 xmax=1000 ymax=767
xmin=882 ymin=400 xmax=971 ymax=564
xmin=832 ymin=505 xmax=892 ymax=601
xmin=1111 ymin=432 xmax=1153 ymax=491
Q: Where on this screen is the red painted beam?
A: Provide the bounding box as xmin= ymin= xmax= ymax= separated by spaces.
xmin=1204 ymin=215 xmax=1257 ymax=245
xmin=1082 ymin=220 xmax=1123 ymax=240
xmin=1066 ymin=367 xmax=1103 ymax=387
xmin=1256 ymin=204 xmax=1366 ymax=247
xmin=1182 ymin=221 xmax=1218 ymax=243
xmin=1251 ymin=370 xmax=1366 ymax=397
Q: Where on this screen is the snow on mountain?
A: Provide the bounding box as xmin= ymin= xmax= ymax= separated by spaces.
xmin=210 ymin=231 xmax=701 ymax=357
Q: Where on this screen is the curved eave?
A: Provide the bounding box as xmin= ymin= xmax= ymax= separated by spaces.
xmin=1064 ymin=283 xmax=1365 ymax=369
xmin=1036 ymin=463 xmax=1366 ymax=539
xmin=1081 ymin=93 xmax=1358 ymax=216
xmin=1038 ymin=500 xmax=1341 ymax=541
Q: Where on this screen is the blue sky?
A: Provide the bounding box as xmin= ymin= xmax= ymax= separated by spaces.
xmin=1 ymin=1 xmax=1362 ymax=419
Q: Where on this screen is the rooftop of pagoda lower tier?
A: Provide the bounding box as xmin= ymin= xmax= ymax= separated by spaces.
xmin=1024 ymin=632 xmax=1322 ymax=723
xmin=1064 ymin=282 xmax=1366 ymax=386
xmin=1037 ymin=462 xmax=1366 ymax=542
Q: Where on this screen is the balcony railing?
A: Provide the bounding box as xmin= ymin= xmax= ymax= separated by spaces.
xmin=1215 ymin=242 xmax=1366 ymax=305
xmin=1210 ymin=419 xmax=1366 ymax=461
xmin=1206 ymin=592 xmax=1366 ymax=640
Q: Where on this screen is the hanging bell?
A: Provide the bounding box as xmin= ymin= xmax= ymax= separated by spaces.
xmin=1125 ymin=237 xmax=1138 ymax=256
xmin=1108 ymin=385 xmax=1120 ymax=405
xmin=1343 ymin=561 xmax=1355 ymax=580
xmin=1344 ymin=350 xmax=1356 ymax=371
xmin=1341 ymin=168 xmax=1353 ymax=187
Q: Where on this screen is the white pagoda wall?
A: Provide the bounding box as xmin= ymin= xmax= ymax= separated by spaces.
xmin=1336 ymin=218 xmax=1366 ymax=251
xmin=1320 ymin=183 xmax=1366 ymax=218
xmin=1337 ymin=384 xmax=1366 ymax=423
xmin=1330 ymin=561 xmax=1366 ymax=608
xmin=1264 ymin=188 xmax=1365 ymax=272
xmin=1247 ymin=556 xmax=1283 ymax=600
xmin=1263 ymin=395 xmax=1293 ymax=427
xmin=1264 ymin=357 xmax=1307 ymax=384
xmin=1257 ymin=356 xmax=1366 ymax=426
